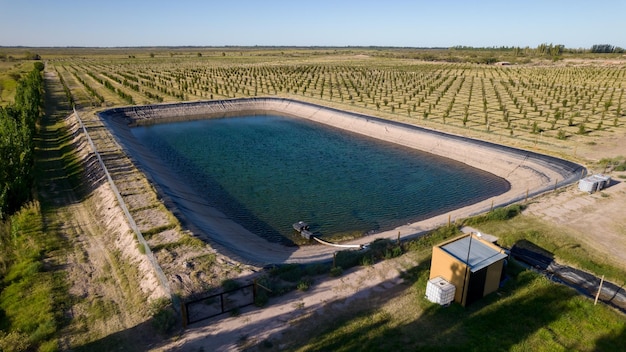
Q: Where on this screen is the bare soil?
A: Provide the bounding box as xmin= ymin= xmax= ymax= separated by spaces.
xmin=523 ymin=172 xmax=626 ymax=269
xmin=156 ymin=252 xmax=421 ymax=351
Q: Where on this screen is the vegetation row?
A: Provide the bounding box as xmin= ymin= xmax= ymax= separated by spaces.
xmin=1 ymin=62 xmax=67 ymax=352
xmin=52 ymin=55 xmax=626 ymax=144
xmin=0 ymin=62 xmax=43 ymax=218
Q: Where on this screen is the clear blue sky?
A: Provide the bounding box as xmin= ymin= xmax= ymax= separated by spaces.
xmin=1 ymin=0 xmax=624 ymax=48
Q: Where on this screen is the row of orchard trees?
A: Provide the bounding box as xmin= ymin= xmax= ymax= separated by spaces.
xmin=0 ymin=62 xmax=43 ymax=219
xmin=57 ymin=57 xmax=624 ymax=142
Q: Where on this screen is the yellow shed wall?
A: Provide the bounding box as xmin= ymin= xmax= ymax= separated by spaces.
xmin=429 ymin=246 xmax=468 ymax=304
xmin=430 ymin=234 xmax=508 ymax=306
xmin=484 ymin=259 xmax=504 ymax=296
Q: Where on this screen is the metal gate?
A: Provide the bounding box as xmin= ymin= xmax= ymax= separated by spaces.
xmin=183 ymin=283 xmax=258 ymax=326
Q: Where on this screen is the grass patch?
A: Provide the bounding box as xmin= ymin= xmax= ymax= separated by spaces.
xmin=469 ymin=214 xmax=626 ymax=283
xmin=141 ymin=223 xmax=179 ymax=239
xmin=599 ymin=156 xmax=626 ymax=171
xmin=189 ymin=253 xmax=217 ymax=273
xmin=463 ymin=204 xmax=525 ymax=225
xmin=297 ymin=278 xmax=312 ymax=291
xmin=149 ymin=298 xmax=177 ymax=336
xmin=269 ymin=264 xmax=305 ymax=283
xmin=403 ymin=224 xmax=462 ymax=253
xmin=0 ymin=202 xmax=69 ymax=352
xmin=282 ymin=260 xmax=625 ymax=351
xmin=334 ymin=238 xmax=406 ymax=269
xmin=329 ymin=266 xmax=343 ymax=277
xmin=221 ymin=279 xmax=240 ymax=291
xmin=263 ymin=263 xmax=331 ymax=297
xmin=137 ymin=242 xmax=146 ymax=254
xmin=150 ymin=234 xmax=206 ymax=252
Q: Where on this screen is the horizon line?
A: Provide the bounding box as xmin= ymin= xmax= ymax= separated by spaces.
xmin=1 ymin=44 xmax=617 ymax=50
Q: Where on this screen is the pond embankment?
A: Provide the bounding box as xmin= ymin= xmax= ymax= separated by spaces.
xmin=100 ymin=98 xmax=585 ymax=265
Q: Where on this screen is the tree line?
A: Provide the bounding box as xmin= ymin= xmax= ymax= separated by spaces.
xmin=452 ymin=43 xmax=625 ymax=55
xmin=0 ymin=62 xmax=44 ymax=219
xmin=591 ymin=44 xmax=625 ymax=53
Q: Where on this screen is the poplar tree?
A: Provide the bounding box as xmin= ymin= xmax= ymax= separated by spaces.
xmin=0 ymin=63 xmax=43 ymax=218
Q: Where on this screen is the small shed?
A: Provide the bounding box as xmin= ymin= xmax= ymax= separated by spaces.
xmin=429 ymin=233 xmax=508 ymax=306
xmin=578 ymin=174 xmax=611 ymax=193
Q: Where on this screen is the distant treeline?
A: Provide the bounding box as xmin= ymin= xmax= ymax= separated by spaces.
xmin=0 ymin=62 xmax=44 ymax=219
xmin=590 ymin=44 xmax=625 ymax=53
xmin=0 ymin=51 xmax=41 ymax=61
xmin=452 ymin=43 xmax=624 ymax=55
xmin=2 ymin=43 xmax=625 ymax=62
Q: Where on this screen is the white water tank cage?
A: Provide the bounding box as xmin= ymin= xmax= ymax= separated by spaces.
xmin=578 ymin=174 xmax=611 ymax=193
xmin=426 ymin=276 xmax=456 ymax=306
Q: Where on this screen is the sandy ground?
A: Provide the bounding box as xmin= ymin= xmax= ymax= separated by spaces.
xmin=523 ymin=173 xmax=626 ymax=269
xmin=155 ymin=252 xmax=420 ymax=351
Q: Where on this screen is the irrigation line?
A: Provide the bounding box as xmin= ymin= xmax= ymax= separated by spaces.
xmin=312 ymin=236 xmax=364 ymax=249
xmin=72 ymin=107 xmax=176 ymax=308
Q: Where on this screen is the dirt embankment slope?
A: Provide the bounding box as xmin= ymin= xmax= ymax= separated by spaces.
xmin=42 ymin=70 xmax=167 ymax=348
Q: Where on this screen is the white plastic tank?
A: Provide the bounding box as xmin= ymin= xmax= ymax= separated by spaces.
xmin=578 ymin=174 xmax=612 ymax=193
xmin=426 ymin=276 xmax=456 ymax=305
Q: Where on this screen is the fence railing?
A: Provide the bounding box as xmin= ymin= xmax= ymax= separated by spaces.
xmin=72 ymin=107 xmax=175 ymax=306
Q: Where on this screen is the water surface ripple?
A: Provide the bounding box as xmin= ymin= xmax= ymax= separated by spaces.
xmin=131 ymin=115 xmax=509 ymax=243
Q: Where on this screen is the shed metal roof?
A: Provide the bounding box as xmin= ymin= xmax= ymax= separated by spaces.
xmin=440 ymin=235 xmax=507 ymax=272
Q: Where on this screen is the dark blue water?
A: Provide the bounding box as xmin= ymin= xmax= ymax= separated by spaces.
xmin=131 ymin=115 xmax=509 ymax=243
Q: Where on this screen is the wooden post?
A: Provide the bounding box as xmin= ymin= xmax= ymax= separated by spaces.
xmin=553 ymin=179 xmax=558 ymax=191
xmin=397 ymin=231 xmax=401 ymax=244
xmin=594 ymin=275 xmax=605 ymax=305
xmin=253 ymin=278 xmax=257 ymax=303
xmin=525 ymin=188 xmax=529 ymax=202
xmin=181 ymin=300 xmax=188 ymax=329
xmin=448 ymin=214 xmax=451 ymax=227
xmin=490 ymin=199 xmax=494 ymax=211
xmin=460 ymin=234 xmax=474 ymax=307
xmin=333 ymin=252 xmax=337 ymax=269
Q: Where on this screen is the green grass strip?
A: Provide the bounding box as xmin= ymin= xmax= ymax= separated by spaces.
xmin=0 ymin=202 xmax=69 ymax=352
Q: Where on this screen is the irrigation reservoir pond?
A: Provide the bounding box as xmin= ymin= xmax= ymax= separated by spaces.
xmin=129 ymin=114 xmax=510 ymax=244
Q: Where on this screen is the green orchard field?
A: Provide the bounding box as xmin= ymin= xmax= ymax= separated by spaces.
xmin=45 ymin=47 xmax=626 ymax=163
